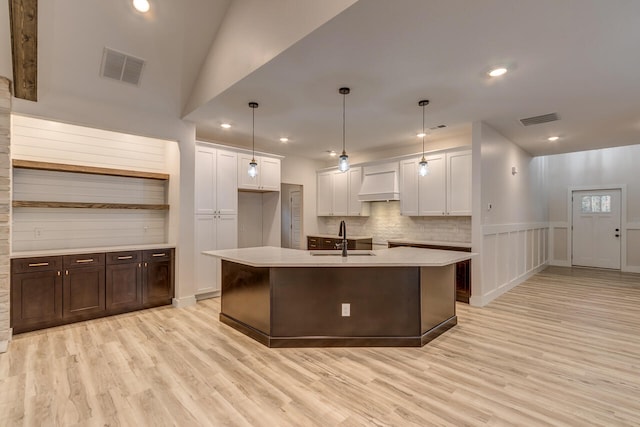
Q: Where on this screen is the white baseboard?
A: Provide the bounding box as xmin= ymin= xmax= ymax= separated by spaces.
xmin=172 ymin=295 xmax=197 ymax=308
xmin=0 ymin=340 xmax=8 ymax=353
xmin=624 ymin=266 xmax=640 ymax=273
xmin=469 ymin=264 xmax=547 ymax=307
xmin=195 ymin=290 xmax=220 ymax=300
xmin=549 ymin=260 xmax=571 ymax=267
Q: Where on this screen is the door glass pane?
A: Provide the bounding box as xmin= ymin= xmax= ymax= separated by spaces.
xmin=581 ymin=195 xmax=612 ymax=213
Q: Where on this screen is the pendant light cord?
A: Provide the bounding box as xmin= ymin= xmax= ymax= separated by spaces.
xmin=342 ymin=91 xmax=346 ymax=154
xmin=422 ymin=102 xmax=425 ymax=155
xmin=252 ymin=106 xmax=255 ymax=158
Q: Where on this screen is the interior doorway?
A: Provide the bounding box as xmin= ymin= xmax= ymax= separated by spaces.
xmin=571 ymin=188 xmax=621 ymax=269
xmin=281 ymin=184 xmax=303 ymax=249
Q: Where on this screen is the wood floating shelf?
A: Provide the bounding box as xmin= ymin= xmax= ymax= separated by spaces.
xmin=12 ymin=159 xmax=170 ymax=181
xmin=13 ymin=201 xmax=170 ymax=210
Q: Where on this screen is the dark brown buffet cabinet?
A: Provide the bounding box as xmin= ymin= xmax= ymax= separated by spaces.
xmin=388 ymin=242 xmax=471 ymax=303
xmin=11 ymin=248 xmax=174 ymax=333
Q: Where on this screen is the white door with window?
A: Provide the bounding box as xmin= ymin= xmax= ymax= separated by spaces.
xmin=572 ymin=189 xmax=621 ymax=269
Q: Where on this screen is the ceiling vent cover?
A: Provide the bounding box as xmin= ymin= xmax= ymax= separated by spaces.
xmin=519 ymin=112 xmax=559 ymax=126
xmin=100 ymin=48 xmax=145 ymax=86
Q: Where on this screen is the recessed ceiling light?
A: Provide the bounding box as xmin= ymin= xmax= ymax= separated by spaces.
xmin=133 ymin=0 xmax=150 ymax=13
xmin=328 ymin=150 xmax=337 ymax=157
xmin=417 ymin=132 xmax=426 ymax=138
xmin=548 ymin=136 xmax=560 ymax=142
xmin=220 ymin=123 xmax=231 ymax=129
xmin=488 ymin=67 xmax=508 ymax=77
xmin=279 ymin=137 xmax=289 ymax=143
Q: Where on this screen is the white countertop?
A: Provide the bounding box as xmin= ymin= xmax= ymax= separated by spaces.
xmin=11 ymin=243 xmax=176 ymax=259
xmin=386 ymin=239 xmax=472 ymax=249
xmin=204 ymin=246 xmax=474 ymax=267
xmin=308 ymin=234 xmax=373 ymax=240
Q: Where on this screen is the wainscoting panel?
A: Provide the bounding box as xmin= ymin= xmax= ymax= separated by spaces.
xmin=473 ymin=223 xmax=548 ymax=306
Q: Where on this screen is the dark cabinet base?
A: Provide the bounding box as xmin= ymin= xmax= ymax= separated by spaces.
xmin=11 ymin=248 xmax=174 ymax=334
xmin=220 ymin=260 xmax=457 ymax=348
xmin=388 ymin=242 xmax=471 ymax=303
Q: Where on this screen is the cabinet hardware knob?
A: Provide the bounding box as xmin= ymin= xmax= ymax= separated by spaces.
xmin=615 ymin=234 xmax=620 ymax=237
xmin=138 ymin=263 xmax=141 ymax=268
xmin=65 ymin=270 xmax=69 ymax=275
xmin=28 ymin=262 xmax=49 ymax=267
xmin=57 ymin=271 xmax=61 ymax=276
xmin=117 ymin=256 xmax=133 ymax=260
xmin=75 ymin=259 xmax=94 ymax=263
xmin=144 ymin=262 xmax=148 ymax=267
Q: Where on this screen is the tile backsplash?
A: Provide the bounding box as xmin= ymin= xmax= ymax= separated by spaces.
xmin=318 ymin=201 xmax=471 ymax=245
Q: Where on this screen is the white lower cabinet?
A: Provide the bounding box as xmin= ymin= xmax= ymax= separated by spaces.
xmin=400 ymin=149 xmax=471 ymax=216
xmin=194 ymin=214 xmax=237 ymax=295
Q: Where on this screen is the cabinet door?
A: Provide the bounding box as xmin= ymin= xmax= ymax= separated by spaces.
xmin=195 ymin=145 xmax=216 ymax=214
xmin=238 ymin=153 xmax=259 ymax=190
xmin=195 ymin=215 xmax=217 ymax=294
xmin=400 ymin=159 xmax=419 ymax=216
xmin=348 ymin=167 xmax=363 ymax=216
xmin=142 ymin=249 xmax=174 ymax=307
xmin=106 ymin=262 xmax=142 ymax=312
xmin=418 ymin=153 xmax=446 ymax=216
xmin=317 ymin=171 xmax=334 ymax=216
xmin=332 ymin=170 xmax=349 ymax=216
xmin=63 ymin=266 xmax=106 ymax=319
xmin=216 ymin=149 xmax=238 ymax=214
xmin=447 ymin=150 xmax=472 ymax=216
xmin=260 ymin=157 xmax=281 ymax=191
xmin=11 ymin=270 xmax=63 ymax=332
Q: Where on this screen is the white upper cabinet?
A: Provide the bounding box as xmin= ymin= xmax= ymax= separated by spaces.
xmin=400 ymin=149 xmax=471 ymax=216
xmin=447 ymin=150 xmax=472 ymax=215
xmin=418 ymin=153 xmax=446 ymax=216
xmin=316 ymin=167 xmax=368 ymax=216
xmin=237 ymin=154 xmax=281 ymax=191
xmin=195 ymin=145 xmax=238 ymax=215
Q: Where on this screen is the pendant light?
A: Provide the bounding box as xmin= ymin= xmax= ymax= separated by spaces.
xmin=248 ymin=102 xmax=258 ymax=178
xmin=338 ymin=87 xmax=350 ymax=172
xmin=418 ymin=99 xmax=430 ymax=177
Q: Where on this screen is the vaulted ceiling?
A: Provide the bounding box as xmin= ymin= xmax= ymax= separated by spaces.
xmin=3 ymin=0 xmax=640 ymax=161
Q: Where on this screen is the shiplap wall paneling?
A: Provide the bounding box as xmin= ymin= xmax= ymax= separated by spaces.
xmin=12 ymin=209 xmax=166 ymax=252
xmin=13 ymin=169 xmax=166 ymax=204
xmin=11 ymin=116 xmax=168 ymax=172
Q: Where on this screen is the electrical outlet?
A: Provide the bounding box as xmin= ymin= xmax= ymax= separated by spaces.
xmin=341 ymin=303 xmax=350 ymax=317
xmin=34 ymin=227 xmax=42 ymax=239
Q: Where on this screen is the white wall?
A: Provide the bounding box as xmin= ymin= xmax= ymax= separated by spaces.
xmin=545 ymin=144 xmax=640 ymax=272
xmin=471 ymin=122 xmax=548 ymax=306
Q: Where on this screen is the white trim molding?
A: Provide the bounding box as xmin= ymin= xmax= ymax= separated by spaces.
xmin=172 ymin=295 xmax=197 ymax=308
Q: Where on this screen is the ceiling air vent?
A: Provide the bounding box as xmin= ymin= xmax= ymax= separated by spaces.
xmin=100 ymin=48 xmax=145 ymax=86
xmin=519 ymin=112 xmax=559 ymax=126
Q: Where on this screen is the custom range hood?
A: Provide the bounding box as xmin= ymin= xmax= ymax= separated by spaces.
xmin=357 ymin=162 xmax=400 ymax=202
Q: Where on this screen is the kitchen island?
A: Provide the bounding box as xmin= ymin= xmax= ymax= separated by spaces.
xmin=203 ymin=246 xmax=474 ymax=347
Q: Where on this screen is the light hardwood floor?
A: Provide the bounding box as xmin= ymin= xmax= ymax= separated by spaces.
xmin=1 ymin=266 xmax=639 ymax=426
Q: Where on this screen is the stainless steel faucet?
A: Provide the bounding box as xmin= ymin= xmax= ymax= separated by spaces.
xmin=338 ymin=220 xmax=347 ymax=257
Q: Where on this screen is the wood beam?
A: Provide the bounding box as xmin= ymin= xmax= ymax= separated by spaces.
xmin=9 ymin=0 xmax=38 ymax=101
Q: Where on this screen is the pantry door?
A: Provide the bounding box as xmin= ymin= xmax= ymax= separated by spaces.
xmin=571 ymin=189 xmax=621 ymax=269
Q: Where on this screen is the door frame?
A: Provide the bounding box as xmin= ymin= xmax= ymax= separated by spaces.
xmin=567 ymin=184 xmax=627 ymax=270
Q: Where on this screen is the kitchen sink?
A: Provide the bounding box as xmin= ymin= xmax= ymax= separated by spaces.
xmin=309 ymin=250 xmax=376 ymax=256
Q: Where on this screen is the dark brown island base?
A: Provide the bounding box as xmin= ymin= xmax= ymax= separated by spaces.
xmin=204 ymin=246 xmax=474 ymax=348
